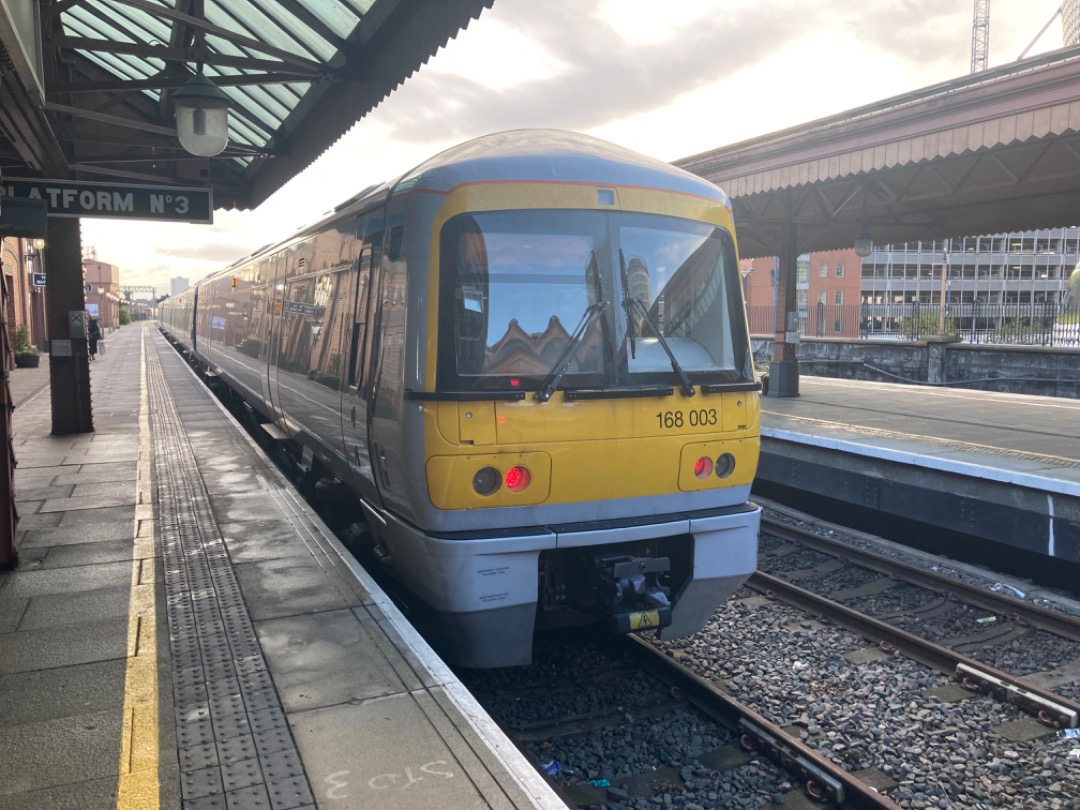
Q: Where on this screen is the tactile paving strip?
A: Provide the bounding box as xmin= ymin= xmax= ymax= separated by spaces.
xmin=145 ymin=343 xmax=314 ymax=810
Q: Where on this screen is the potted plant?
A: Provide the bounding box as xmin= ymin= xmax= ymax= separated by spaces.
xmin=12 ymin=324 xmax=40 ymax=368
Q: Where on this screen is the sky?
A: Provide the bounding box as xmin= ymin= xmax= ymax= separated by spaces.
xmin=79 ymin=0 xmax=1069 ymax=297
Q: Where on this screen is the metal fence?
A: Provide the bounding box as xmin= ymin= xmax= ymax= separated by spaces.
xmin=747 ymin=302 xmax=1080 ymax=346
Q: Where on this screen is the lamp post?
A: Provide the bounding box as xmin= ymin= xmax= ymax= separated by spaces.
xmin=95 ymin=286 xmax=105 ymax=330
xmin=938 ymin=239 xmax=950 ymax=335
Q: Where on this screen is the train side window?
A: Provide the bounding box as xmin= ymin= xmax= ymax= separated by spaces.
xmin=387 ymin=225 xmax=404 ymax=262
xmin=454 ymin=223 xmax=488 ymax=375
xmin=349 ymin=246 xmax=372 ymax=388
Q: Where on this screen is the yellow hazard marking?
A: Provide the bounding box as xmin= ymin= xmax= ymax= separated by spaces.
xmin=629 ymin=610 xmax=660 ymax=630
xmin=117 ymin=329 xmax=159 ymax=810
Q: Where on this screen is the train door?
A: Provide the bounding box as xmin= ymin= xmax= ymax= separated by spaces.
xmin=342 ymin=212 xmax=383 ymax=504
xmin=264 ymin=249 xmax=289 ymax=427
xmin=367 ymin=220 xmax=407 ymax=510
xmin=190 ymin=286 xmax=199 ymax=350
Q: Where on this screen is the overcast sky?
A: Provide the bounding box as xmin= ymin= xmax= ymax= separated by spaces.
xmin=80 ymin=0 xmax=1068 ymax=296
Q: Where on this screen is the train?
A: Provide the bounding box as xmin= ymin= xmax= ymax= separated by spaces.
xmin=159 ymin=130 xmax=762 ymax=668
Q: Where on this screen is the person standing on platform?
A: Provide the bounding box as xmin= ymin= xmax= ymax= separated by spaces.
xmin=87 ymin=316 xmax=102 ymax=362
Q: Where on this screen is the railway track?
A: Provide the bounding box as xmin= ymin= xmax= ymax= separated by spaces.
xmin=466 ymin=512 xmax=1080 ymax=809
xmin=462 ymin=632 xmax=901 ymax=810
xmin=757 ymin=515 xmax=1080 ymax=728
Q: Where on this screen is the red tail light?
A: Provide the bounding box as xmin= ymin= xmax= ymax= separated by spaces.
xmin=693 ymin=456 xmax=713 ymax=479
xmin=505 ymin=466 xmax=531 ymax=492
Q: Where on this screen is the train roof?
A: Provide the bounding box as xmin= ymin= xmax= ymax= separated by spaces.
xmin=180 ymin=131 xmax=732 ymax=295
xmin=396 ymin=129 xmax=732 ymax=208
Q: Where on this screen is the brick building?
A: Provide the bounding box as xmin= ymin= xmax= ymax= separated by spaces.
xmin=2 ymin=236 xmax=47 ymax=350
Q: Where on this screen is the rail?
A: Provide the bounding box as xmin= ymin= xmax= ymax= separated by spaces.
xmin=624 ymin=636 xmax=902 ymax=810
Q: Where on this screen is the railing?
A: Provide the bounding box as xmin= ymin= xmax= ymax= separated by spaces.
xmin=747 ymin=302 xmax=1080 ymax=346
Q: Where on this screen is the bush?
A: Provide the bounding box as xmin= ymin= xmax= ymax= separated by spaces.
xmin=119 ymin=307 xmax=131 ymax=326
xmin=897 ymin=310 xmax=958 ymax=341
xmin=12 ymin=324 xmax=37 ymax=357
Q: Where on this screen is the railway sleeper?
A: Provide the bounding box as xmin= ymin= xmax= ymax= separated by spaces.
xmin=955 ymin=662 xmax=1079 ymax=728
xmin=738 ymin=718 xmax=846 ymax=805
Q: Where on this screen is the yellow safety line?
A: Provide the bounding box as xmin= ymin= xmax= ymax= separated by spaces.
xmin=116 ymin=329 xmax=160 ymax=809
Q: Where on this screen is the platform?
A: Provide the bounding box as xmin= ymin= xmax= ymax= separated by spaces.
xmin=759 ymin=376 xmax=1080 ymax=564
xmin=0 ymin=324 xmax=565 ymax=810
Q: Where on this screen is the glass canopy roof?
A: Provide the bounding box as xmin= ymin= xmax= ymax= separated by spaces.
xmin=0 ymin=0 xmax=492 ymax=209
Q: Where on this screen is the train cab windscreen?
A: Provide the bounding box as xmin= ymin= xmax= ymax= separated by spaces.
xmin=437 ymin=209 xmax=749 ymax=393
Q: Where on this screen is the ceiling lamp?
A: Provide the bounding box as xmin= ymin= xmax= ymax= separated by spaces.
xmin=854 ymin=231 xmax=874 ymax=258
xmin=173 ymin=73 xmax=232 ymax=157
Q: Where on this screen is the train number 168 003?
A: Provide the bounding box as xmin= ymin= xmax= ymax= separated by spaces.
xmin=656 ymin=408 xmax=717 ymax=429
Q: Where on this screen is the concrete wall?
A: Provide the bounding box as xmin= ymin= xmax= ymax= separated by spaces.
xmin=752 ymin=337 xmax=1080 ymax=399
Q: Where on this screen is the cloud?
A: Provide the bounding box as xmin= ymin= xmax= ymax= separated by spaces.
xmin=375 ymin=0 xmax=807 ymax=145
xmin=847 ymin=0 xmax=970 ymax=66
xmin=82 ymin=0 xmax=1065 ymax=289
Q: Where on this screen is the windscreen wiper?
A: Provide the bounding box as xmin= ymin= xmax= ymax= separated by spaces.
xmin=618 ymin=250 xmax=695 ymax=398
xmin=619 ymin=250 xmax=637 ymax=360
xmin=535 ymin=252 xmax=607 ymax=403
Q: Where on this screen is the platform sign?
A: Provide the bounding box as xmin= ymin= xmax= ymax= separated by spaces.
xmin=32 ymin=273 xmax=46 ymax=287
xmin=0 ymin=178 xmax=212 ymax=223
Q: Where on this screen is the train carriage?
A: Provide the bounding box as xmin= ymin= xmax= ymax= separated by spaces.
xmin=160 ymin=130 xmax=762 ymax=667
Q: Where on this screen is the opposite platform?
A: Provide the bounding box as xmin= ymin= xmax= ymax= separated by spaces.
xmin=0 ymin=323 xmax=564 ymax=810
xmin=758 ymin=376 xmax=1080 ymax=564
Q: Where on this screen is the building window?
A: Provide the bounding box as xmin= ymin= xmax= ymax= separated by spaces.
xmin=797 ymin=256 xmax=810 ymax=284
xmin=817 ymin=291 xmax=827 ymax=305
xmin=835 ymin=290 xmax=844 ymax=305
xmin=836 ymin=261 xmax=845 ymax=278
xmin=818 ymin=261 xmax=828 ymax=277
xmin=834 ymin=318 xmax=843 ymax=333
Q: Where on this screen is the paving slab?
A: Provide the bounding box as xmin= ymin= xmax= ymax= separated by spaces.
xmin=233 ymin=555 xmax=358 ymax=620
xmin=256 ymin=609 xmax=406 ymax=712
xmin=16 ymin=522 xmax=135 ymax=548
xmin=290 ymin=695 xmax=501 ymax=810
xmin=0 ymin=659 xmax=127 ymax=727
xmin=0 ymin=616 xmax=127 ymax=675
xmin=57 ymin=504 xmax=134 ymax=527
xmin=1 ymin=323 xmax=563 ymax=810
xmin=15 ymin=584 xmax=130 ymax=631
xmin=221 ymin=519 xmax=322 ymax=563
xmin=37 ymin=539 xmax=138 ymax=569
xmin=0 ymin=560 xmax=131 ymax=599
xmin=13 ymin=484 xmax=75 ymax=502
xmin=0 ymin=710 xmax=124 ymax=796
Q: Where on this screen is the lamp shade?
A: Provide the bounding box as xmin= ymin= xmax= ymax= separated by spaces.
xmin=854 ymin=232 xmax=874 ymax=258
xmin=173 ymin=74 xmax=231 ymax=157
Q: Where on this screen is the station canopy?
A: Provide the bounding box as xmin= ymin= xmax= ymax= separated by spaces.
xmin=0 ymin=0 xmax=493 ymax=210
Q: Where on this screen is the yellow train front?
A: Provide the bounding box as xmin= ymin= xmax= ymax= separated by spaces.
xmin=372 ymin=131 xmax=761 ymax=667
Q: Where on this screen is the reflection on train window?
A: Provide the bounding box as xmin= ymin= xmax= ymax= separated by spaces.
xmin=619 ymin=221 xmax=736 ymax=373
xmin=445 ymin=211 xmax=603 ymax=379
xmin=439 ymin=210 xmax=744 ymax=390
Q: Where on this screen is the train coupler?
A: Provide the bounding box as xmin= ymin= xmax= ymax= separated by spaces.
xmin=594 ymin=552 xmax=672 ymax=633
